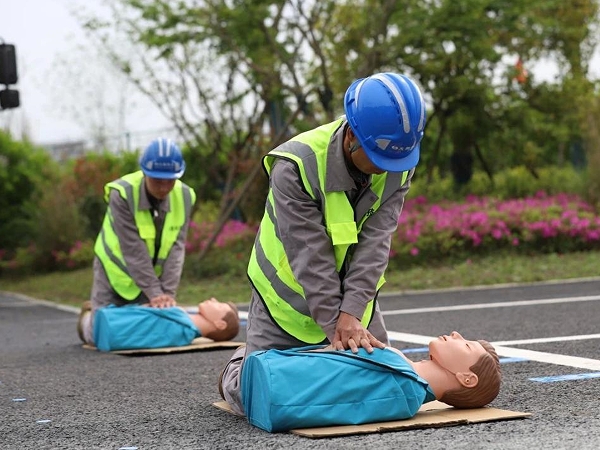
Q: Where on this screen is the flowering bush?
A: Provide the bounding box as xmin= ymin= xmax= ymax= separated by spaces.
xmin=389 ymin=192 xmax=600 ymax=267
xmin=53 ymin=240 xmax=96 ymax=271
xmin=184 ymin=220 xmax=258 ymax=278
xmin=2 ymin=193 xmax=599 ymax=277
xmin=0 ymin=244 xmax=40 ymax=276
xmin=185 ymin=220 xmax=257 ymax=254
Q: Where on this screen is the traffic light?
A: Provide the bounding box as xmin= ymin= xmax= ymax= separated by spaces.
xmin=0 ymin=43 xmax=19 ymax=109
xmin=0 ymin=44 xmax=18 ymax=85
xmin=0 ymin=89 xmax=19 ymax=109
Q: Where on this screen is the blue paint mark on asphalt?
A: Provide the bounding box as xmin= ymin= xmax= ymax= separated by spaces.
xmin=499 ymin=357 xmax=529 ymax=364
xmin=400 ymin=347 xmax=429 ymax=354
xmin=529 ymin=372 xmax=600 ymax=383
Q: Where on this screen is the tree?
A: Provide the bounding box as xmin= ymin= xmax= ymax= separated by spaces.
xmin=78 ymin=0 xmax=600 ymax=248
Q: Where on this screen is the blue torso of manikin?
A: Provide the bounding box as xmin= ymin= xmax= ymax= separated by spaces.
xmin=241 ymin=346 xmax=436 ymax=432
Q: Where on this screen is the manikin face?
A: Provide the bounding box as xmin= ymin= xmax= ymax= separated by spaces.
xmin=198 ymin=298 xmax=232 ymax=323
xmin=145 ymin=177 xmax=176 ymax=200
xmin=428 ymin=331 xmax=487 ymax=375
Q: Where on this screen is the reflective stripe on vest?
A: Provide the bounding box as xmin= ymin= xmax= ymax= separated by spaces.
xmin=248 ymin=119 xmax=408 ymax=343
xmin=94 ymin=170 xmax=196 ymax=300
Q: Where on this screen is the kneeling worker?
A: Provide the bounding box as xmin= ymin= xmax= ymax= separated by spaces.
xmin=77 ymin=137 xmax=238 ymax=348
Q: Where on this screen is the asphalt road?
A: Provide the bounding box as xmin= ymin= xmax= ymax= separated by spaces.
xmin=1 ymin=277 xmax=600 ymax=450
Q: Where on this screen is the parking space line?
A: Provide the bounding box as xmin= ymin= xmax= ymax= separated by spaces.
xmin=388 ymin=331 xmax=600 ymax=371
xmin=381 ymin=295 xmax=600 ymax=316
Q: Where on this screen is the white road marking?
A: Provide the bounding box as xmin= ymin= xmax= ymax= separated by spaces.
xmin=494 ymin=333 xmax=600 ymax=346
xmin=388 ymin=331 xmax=600 ymax=371
xmin=8 ymin=290 xmax=600 ymax=371
xmin=381 ymin=295 xmax=600 ymax=316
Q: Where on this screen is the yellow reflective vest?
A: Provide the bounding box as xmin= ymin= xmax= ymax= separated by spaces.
xmin=94 ymin=171 xmax=196 ymax=300
xmin=247 ymin=119 xmax=408 ymax=343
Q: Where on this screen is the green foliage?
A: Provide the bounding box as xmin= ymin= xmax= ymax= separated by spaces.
xmin=0 ymin=132 xmax=60 ymax=252
xmin=410 ymin=164 xmax=586 ymax=202
xmin=183 ymin=231 xmax=255 ymax=279
xmin=0 ymin=244 xmax=40 ymax=276
xmin=62 ymin=151 xmax=139 ymax=237
xmin=191 ymin=200 xmax=221 ymax=224
xmin=34 ymin=182 xmax=88 ymax=270
xmin=581 ymin=96 xmax=600 ymax=208
xmin=53 ymin=239 xmax=96 ymax=271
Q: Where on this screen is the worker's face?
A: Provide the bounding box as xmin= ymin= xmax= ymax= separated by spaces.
xmin=345 ymin=129 xmax=385 ymax=175
xmin=145 ymin=177 xmax=176 ymax=200
xmin=350 ymin=144 xmax=386 ymax=175
xmin=428 ymin=331 xmax=487 ymax=374
xmin=198 ymin=297 xmax=232 ymax=323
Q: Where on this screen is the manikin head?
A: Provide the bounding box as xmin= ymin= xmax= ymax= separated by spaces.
xmin=196 ymin=298 xmax=240 ymax=341
xmin=428 ymin=331 xmax=501 ymax=408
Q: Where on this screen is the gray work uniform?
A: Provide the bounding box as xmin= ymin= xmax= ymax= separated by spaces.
xmin=221 ymin=122 xmax=414 ymax=414
xmin=81 ymin=180 xmax=192 ymax=344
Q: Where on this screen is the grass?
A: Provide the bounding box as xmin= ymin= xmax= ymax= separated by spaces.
xmin=1 ymin=250 xmax=599 ymax=308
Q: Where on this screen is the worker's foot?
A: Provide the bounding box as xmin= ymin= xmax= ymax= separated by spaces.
xmin=77 ymin=301 xmax=92 ymax=343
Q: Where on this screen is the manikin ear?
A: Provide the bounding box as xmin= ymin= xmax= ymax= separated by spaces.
xmin=455 ymin=372 xmax=479 ymax=388
xmin=214 ymin=319 xmax=227 ymax=331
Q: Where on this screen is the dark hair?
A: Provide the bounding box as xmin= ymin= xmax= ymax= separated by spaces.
xmin=204 ymin=302 xmax=240 ymax=342
xmin=439 ymin=340 xmax=501 ymax=408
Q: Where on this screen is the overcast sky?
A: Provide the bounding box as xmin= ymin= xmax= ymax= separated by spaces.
xmin=1 ymin=1 xmax=600 ymax=147
xmin=0 ymin=0 xmax=170 ymax=147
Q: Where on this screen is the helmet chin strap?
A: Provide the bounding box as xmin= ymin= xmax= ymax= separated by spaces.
xmin=349 ymin=141 xmax=361 ymax=154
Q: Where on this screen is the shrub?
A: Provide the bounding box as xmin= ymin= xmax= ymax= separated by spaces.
xmin=62 ymin=151 xmax=140 ymax=238
xmin=409 ymin=165 xmax=586 ymax=202
xmin=0 ymin=132 xmax=60 ymax=251
xmin=0 ymin=244 xmax=41 ymax=277
xmin=53 ymin=240 xmax=95 ymax=271
xmin=184 ymin=220 xmax=257 ymax=279
xmin=389 ymin=192 xmax=600 ymax=269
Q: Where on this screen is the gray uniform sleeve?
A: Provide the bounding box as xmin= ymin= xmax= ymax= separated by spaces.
xmin=160 ymin=217 xmax=191 ymax=297
xmin=108 ymin=189 xmax=164 ymax=300
xmin=340 ymin=170 xmax=413 ymax=320
xmin=272 ymin=161 xmax=414 ymax=340
xmin=270 ymin=160 xmax=345 ymax=341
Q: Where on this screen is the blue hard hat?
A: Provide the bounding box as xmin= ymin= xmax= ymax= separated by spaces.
xmin=344 ymin=73 xmax=426 ymax=172
xmin=139 ymin=138 xmax=186 ymax=179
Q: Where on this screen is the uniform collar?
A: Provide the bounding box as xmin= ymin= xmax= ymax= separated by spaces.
xmin=325 ymin=120 xmax=365 ymax=193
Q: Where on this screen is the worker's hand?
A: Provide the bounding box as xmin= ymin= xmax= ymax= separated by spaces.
xmin=149 ymin=294 xmax=176 ymax=308
xmin=331 ymin=311 xmax=385 ymax=354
